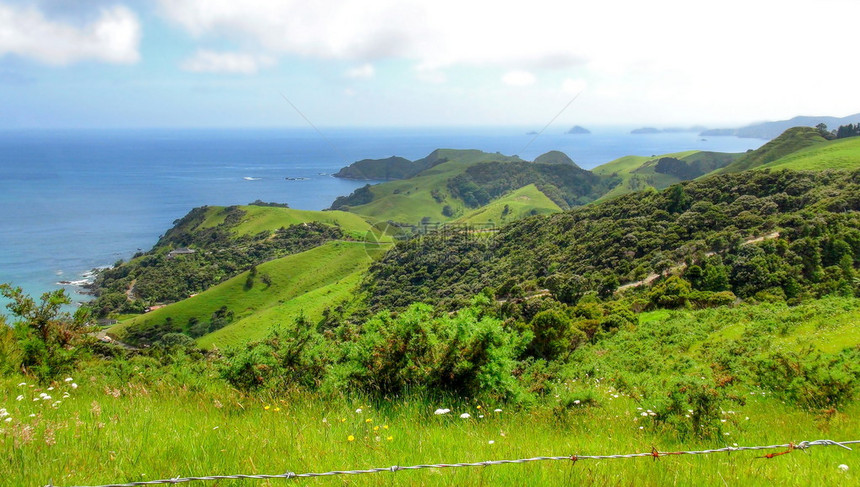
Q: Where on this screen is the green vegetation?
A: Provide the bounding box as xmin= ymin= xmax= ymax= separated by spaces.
xmin=715 ymin=127 xmax=829 ymax=174
xmin=456 ymin=184 xmax=562 ymax=224
xmin=592 ymin=150 xmax=739 ymax=200
xmin=110 ymin=241 xmax=387 ymax=348
xmin=193 ymin=205 xmax=373 ymax=238
xmin=753 ymin=136 xmax=860 ymax=172
xmin=334 ymin=155 xmax=425 ymax=180
xmin=90 ymin=205 xmax=378 ymax=317
xmin=331 ymin=149 xmax=613 ymax=224
xmin=365 ymin=169 xmax=860 ymax=311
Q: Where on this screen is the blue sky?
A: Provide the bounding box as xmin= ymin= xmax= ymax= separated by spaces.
xmin=1 ymin=0 xmax=859 ymax=129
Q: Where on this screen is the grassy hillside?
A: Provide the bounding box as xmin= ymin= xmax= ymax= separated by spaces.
xmin=110 ymin=241 xmax=388 ymax=348
xmin=195 ymin=205 xmax=375 ymax=239
xmin=331 ymin=150 xmax=525 ymax=224
xmin=331 ymin=149 xmax=612 ymax=225
xmin=714 ymin=127 xmax=828 ymax=174
xmin=456 ymin=184 xmax=562 ymax=224
xmin=592 ymin=150 xmax=738 ymax=201
xmin=754 ymin=135 xmax=860 ymax=171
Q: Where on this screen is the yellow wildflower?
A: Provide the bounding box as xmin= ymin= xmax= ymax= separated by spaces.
xmin=347 ymin=435 xmax=355 ymax=442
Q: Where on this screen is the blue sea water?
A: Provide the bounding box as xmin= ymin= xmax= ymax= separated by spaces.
xmin=0 ymin=126 xmax=764 ymax=309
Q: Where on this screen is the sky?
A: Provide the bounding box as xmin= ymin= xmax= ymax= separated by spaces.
xmin=0 ymin=0 xmax=859 ymax=129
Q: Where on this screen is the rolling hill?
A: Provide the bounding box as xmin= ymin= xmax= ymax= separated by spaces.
xmin=712 ymin=127 xmax=829 ymax=174
xmin=746 ymin=134 xmax=860 ymax=172
xmin=455 ymin=184 xmax=562 ymax=224
xmin=592 ymin=150 xmax=739 ymax=200
xmin=109 ymin=241 xmax=389 ymax=348
xmin=331 ymin=149 xmax=613 ymax=224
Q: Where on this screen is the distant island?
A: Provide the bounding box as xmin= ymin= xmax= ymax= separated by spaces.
xmin=631 ymin=126 xmax=706 ymax=134
xmin=630 ymin=127 xmax=661 ymax=134
xmin=701 ymin=113 xmax=860 ymax=139
xmin=566 ymin=125 xmax=591 ymax=135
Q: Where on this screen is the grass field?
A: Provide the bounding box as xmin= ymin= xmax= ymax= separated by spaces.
xmin=197 ymin=205 xmax=376 ymax=239
xmin=714 ymin=127 xmax=829 ymax=174
xmin=456 ymin=184 xmax=561 ymax=224
xmin=110 ymin=242 xmax=389 ymax=348
xmin=6 ymin=296 xmax=860 ymax=485
xmin=757 ymin=136 xmax=860 ymax=172
xmin=4 ymin=376 xmax=857 ymax=486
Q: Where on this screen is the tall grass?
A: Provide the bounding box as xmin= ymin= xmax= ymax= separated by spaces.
xmin=2 ymin=375 xmax=856 ymax=486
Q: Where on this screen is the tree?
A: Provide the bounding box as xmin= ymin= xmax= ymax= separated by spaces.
xmin=0 ymin=284 xmax=93 ymax=380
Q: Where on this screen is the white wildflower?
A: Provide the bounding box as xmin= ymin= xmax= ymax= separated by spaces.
xmin=641 ymin=412 xmax=648 ymax=417
xmin=460 ymin=413 xmax=471 ymax=419
xmin=479 ymin=415 xmax=484 ymax=418
xmin=648 ymin=412 xmax=656 ymax=416
xmin=838 ymin=464 xmax=849 ymax=472
xmin=494 ymin=408 xmax=502 ymax=413
xmin=355 ymin=408 xmax=362 ymax=414
xmin=3 ymin=417 xmax=10 ymax=423
xmin=488 ymin=440 xmax=495 ymax=445
xmin=47 ymin=386 xmax=54 ymax=391
xmin=18 ymin=382 xmax=26 ymax=387
xmin=434 ymin=408 xmax=450 ymax=415
xmin=71 ymin=383 xmax=78 ymax=389
xmin=574 ymin=400 xmax=581 ymax=405
xmin=16 ymin=395 xmax=24 ymax=401
xmin=29 ymin=414 xmax=36 ymax=418
xmin=64 ymin=377 xmax=73 ymax=382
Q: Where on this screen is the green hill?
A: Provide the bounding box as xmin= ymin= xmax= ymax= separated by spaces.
xmin=750 ymin=135 xmax=860 ymax=171
xmin=714 ymin=127 xmax=828 ymax=174
xmin=110 ymin=241 xmax=388 ymax=348
xmin=90 ymin=205 xmax=381 ymax=317
xmin=333 ymin=156 xmax=419 ymax=180
xmin=592 ymin=150 xmax=738 ymax=200
xmin=364 ymin=169 xmax=860 ymax=311
xmin=331 ymin=149 xmax=613 ymax=224
xmin=533 ymin=150 xmax=579 ymax=166
xmin=191 ymin=205 xmax=374 ymax=239
xmin=455 ymin=184 xmax=562 ymax=224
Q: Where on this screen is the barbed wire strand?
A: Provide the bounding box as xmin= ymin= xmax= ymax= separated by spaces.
xmin=47 ymin=439 xmax=858 ymax=487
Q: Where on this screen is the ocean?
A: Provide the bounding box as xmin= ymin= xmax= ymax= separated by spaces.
xmin=0 ymin=126 xmax=763 ymax=309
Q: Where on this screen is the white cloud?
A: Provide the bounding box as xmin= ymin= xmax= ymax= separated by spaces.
xmin=181 ymin=50 xmax=275 ymax=74
xmin=0 ymin=3 xmax=140 ymax=65
xmin=502 ymin=70 xmax=536 ymax=87
xmin=155 ymin=0 xmax=860 ymax=124
xmin=345 ymin=63 xmax=374 ymax=79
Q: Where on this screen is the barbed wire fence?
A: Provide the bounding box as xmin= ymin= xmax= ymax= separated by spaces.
xmin=46 ymin=438 xmax=858 ymax=487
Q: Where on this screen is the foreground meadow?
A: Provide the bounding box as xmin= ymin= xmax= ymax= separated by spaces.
xmin=2 ymin=375 xmax=856 ymax=487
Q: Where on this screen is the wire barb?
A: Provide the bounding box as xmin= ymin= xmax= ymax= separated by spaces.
xmin=50 ymin=439 xmax=860 ymax=487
